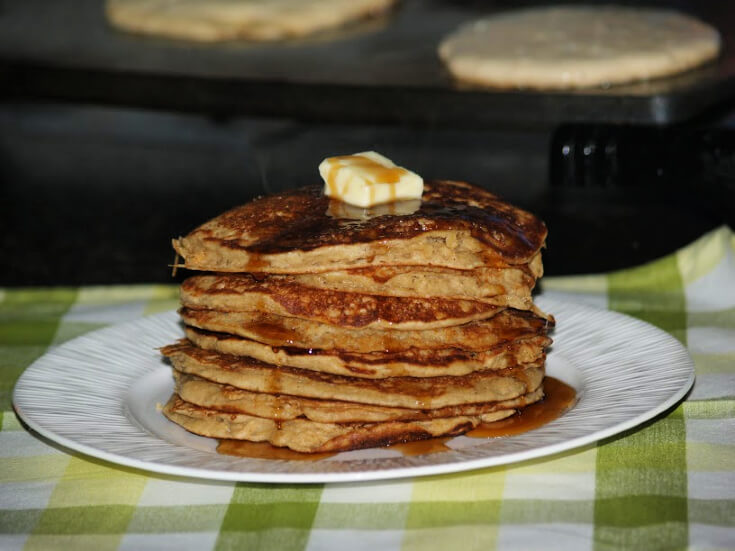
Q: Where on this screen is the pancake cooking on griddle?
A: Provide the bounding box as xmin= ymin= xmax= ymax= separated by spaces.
xmin=162 ymin=151 xmax=554 ymax=453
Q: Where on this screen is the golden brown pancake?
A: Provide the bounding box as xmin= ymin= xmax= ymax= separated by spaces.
xmin=185 ymin=326 xmax=551 ymax=378
xmin=162 ymin=341 xmax=544 ymax=409
xmin=174 ymin=370 xmax=544 ymax=423
xmin=180 ymin=273 xmax=510 ymax=330
xmin=163 ymin=394 xmax=480 ymax=453
xmin=179 ymin=307 xmax=552 ymax=353
xmin=283 ymin=257 xmax=542 ymax=301
xmin=438 ymin=6 xmax=721 ymax=90
xmin=164 ymin=177 xmax=553 ymax=454
xmin=106 ymin=0 xmax=398 ymax=43
xmin=172 ymin=180 xmax=547 ymax=274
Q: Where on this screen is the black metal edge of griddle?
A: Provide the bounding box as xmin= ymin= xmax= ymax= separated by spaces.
xmin=2 ymin=58 xmax=735 ymax=129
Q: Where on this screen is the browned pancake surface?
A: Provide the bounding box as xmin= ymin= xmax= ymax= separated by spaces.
xmin=174 ymin=371 xmax=544 ymax=423
xmin=179 ymin=307 xmax=552 ymax=353
xmin=284 ymin=258 xmax=542 ymax=299
xmin=181 ymin=274 xmax=508 ymax=329
xmin=163 ymin=395 xmax=479 ymax=453
xmin=173 ymin=180 xmax=547 ymax=272
xmin=185 ymin=326 xmax=551 ymax=378
xmin=162 ymin=341 xmax=544 ymax=409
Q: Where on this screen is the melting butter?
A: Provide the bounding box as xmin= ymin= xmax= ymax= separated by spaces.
xmin=327 ymin=199 xmax=422 ymax=220
xmin=319 ymin=151 xmax=423 ymax=207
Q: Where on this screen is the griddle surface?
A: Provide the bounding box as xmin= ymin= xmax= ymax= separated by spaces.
xmin=1 ymin=0 xmax=734 ymax=125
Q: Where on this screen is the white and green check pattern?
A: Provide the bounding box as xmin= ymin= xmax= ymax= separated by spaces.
xmin=2 ymin=227 xmax=734 ymax=550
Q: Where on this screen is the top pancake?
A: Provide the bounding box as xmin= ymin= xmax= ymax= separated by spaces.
xmin=172 ymin=180 xmax=547 ymax=273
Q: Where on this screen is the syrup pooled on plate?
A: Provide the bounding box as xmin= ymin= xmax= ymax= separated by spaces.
xmin=385 ymin=377 xmax=576 ymax=456
xmin=217 ymin=439 xmax=335 ymax=461
xmin=466 ymin=376 xmax=576 ymax=438
xmin=215 ymin=377 xmax=576 ymax=460
xmin=389 ymin=437 xmax=452 ymax=456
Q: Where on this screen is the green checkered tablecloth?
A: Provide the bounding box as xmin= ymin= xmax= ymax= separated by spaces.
xmin=2 ymin=226 xmax=734 ymax=550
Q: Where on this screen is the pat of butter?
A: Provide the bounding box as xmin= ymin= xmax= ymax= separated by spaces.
xmin=319 ymin=151 xmax=423 ymax=207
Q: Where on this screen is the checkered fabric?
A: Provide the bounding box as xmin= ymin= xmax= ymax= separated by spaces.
xmin=1 ymin=227 xmax=733 ymax=551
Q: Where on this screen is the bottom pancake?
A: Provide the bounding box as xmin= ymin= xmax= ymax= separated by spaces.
xmin=163 ymin=394 xmax=490 ymax=453
xmin=174 ymin=371 xmax=544 ymax=423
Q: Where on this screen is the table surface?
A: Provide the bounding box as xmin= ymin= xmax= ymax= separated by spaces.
xmin=1 ymin=226 xmax=734 ymax=550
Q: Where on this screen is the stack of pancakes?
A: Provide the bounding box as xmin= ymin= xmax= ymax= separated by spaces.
xmin=162 ymin=180 xmax=553 ymax=453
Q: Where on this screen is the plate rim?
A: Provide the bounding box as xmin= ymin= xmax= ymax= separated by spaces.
xmin=12 ymin=297 xmax=695 ymax=483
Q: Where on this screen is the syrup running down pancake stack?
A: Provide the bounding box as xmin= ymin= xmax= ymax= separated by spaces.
xmin=162 ymin=178 xmax=553 ymax=453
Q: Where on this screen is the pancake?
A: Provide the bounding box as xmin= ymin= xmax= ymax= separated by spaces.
xmin=174 ymin=370 xmax=544 ymax=423
xmin=179 ymin=307 xmax=551 ymax=353
xmin=180 ymin=274 xmax=509 ymax=330
xmin=283 ymin=257 xmax=542 ymax=301
xmin=172 ymin=180 xmax=547 ymax=274
xmin=165 ymin=170 xmax=554 ymax=454
xmin=438 ymin=6 xmax=721 ymax=90
xmin=163 ymin=395 xmax=479 ymax=453
xmin=162 ymin=341 xmax=544 ymax=409
xmin=106 ymin=0 xmax=397 ymax=42
xmin=186 ymin=326 xmax=551 ymax=378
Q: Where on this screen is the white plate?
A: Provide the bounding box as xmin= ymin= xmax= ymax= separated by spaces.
xmin=12 ymin=296 xmax=694 ymax=483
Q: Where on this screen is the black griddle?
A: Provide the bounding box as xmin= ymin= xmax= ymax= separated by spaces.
xmin=1 ymin=0 xmax=734 ymax=126
xmin=1 ymin=0 xmax=733 ymax=286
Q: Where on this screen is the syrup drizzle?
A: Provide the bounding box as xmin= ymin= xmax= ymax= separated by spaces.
xmin=466 ymin=376 xmax=576 ymax=438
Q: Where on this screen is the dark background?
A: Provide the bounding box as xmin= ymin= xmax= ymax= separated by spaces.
xmin=1 ymin=0 xmax=734 ymax=285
